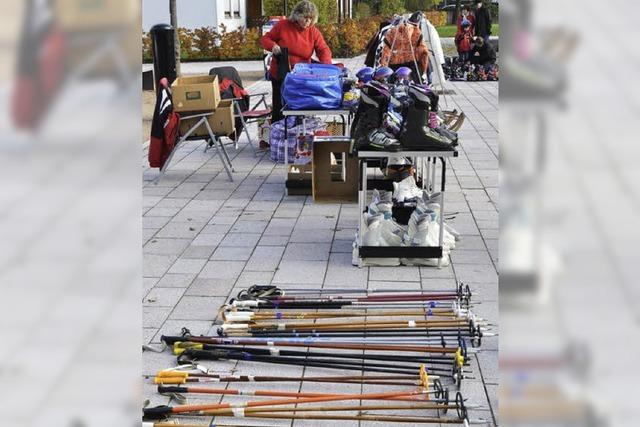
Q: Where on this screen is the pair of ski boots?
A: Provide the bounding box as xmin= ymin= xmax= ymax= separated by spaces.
xmin=351 ymin=82 xmax=458 ymax=152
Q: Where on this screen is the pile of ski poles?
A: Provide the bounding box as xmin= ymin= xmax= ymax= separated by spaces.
xmin=143 ymin=283 xmax=493 ymax=425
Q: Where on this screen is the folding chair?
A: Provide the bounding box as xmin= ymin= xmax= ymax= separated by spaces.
xmin=209 ymin=67 xmax=272 ymax=155
xmin=155 ymin=111 xmax=235 ymax=183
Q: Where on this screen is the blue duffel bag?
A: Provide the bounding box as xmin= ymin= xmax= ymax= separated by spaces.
xmin=282 ymin=63 xmax=343 ymax=110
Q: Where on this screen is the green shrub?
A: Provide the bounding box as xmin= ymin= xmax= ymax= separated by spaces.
xmin=355 ymin=2 xmax=371 ymax=19
xmin=378 ymin=0 xmax=405 ymax=16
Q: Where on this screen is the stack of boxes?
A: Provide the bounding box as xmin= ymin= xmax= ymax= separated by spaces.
xmin=171 ymin=75 xmax=235 ymax=137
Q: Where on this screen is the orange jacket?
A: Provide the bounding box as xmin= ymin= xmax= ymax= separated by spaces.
xmin=379 ymin=23 xmax=429 ymax=73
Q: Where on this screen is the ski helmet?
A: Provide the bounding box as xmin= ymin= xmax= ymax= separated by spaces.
xmin=356 ymin=66 xmax=374 ymax=83
xmin=395 ymin=67 xmax=412 ymax=79
xmin=373 ymin=66 xmax=394 ymax=81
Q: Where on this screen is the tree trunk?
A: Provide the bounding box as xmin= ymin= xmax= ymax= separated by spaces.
xmin=170 ymin=0 xmax=181 ymax=76
xmin=454 ymin=0 xmax=461 ymax=25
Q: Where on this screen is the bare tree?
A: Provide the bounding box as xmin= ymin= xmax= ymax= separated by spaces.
xmin=170 ymin=0 xmax=181 ymax=76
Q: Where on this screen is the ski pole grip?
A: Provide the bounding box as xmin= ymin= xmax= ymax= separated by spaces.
xmin=157 ymin=370 xmax=188 ymax=378
xmin=143 ymin=405 xmax=172 ymax=420
xmin=158 ymin=385 xmax=188 ymax=394
xmin=154 ymin=377 xmax=185 ymax=384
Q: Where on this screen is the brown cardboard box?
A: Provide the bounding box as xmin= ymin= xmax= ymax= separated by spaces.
xmin=312 ymin=140 xmax=358 ymax=203
xmin=55 ymin=0 xmax=138 ymax=30
xmin=172 ymin=75 xmax=221 ymax=113
xmin=286 ymin=164 xmax=313 ymax=195
xmin=178 ymin=100 xmax=235 ymax=138
xmin=208 ymin=99 xmax=235 ymax=136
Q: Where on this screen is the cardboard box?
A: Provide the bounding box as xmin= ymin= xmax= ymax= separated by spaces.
xmin=179 ymin=100 xmax=235 ymax=138
xmin=312 ymin=140 xmax=358 ymax=203
xmin=208 ymin=99 xmax=235 ymax=136
xmin=286 ymin=164 xmax=313 ymax=196
xmin=172 ymin=75 xmax=221 ymax=113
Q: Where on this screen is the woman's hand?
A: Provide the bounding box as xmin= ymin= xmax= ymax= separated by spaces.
xmin=272 ymin=44 xmax=282 ymax=55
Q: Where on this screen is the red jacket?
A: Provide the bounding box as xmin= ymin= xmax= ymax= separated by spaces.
xmin=260 ymin=19 xmax=332 ymax=80
xmin=456 ymin=14 xmax=476 ymax=34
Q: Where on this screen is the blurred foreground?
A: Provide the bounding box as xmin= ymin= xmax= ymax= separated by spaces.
xmin=0 ymin=1 xmax=140 ymax=426
xmin=500 ymin=0 xmax=639 ymax=426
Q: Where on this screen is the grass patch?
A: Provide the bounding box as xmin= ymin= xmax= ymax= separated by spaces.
xmin=435 ymin=23 xmax=499 ymax=38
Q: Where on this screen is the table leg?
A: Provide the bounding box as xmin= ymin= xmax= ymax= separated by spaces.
xmin=438 ymin=157 xmax=446 ymax=267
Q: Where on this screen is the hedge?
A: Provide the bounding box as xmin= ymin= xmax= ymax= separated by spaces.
xmin=142 ymin=13 xmax=448 ymax=62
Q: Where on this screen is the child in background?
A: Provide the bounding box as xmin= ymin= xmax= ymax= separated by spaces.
xmin=455 ymin=20 xmax=473 ymax=63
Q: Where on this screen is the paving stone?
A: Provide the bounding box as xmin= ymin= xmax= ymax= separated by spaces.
xmin=199 ymin=260 xmax=246 ymax=280
xmin=143 ymin=306 xmax=172 ymax=328
xmin=450 ymin=249 xmax=493 ymax=265
xmin=167 ymin=258 xmax=207 ymax=274
xmin=273 ymin=260 xmax=327 ymax=284
xmin=258 ymin=235 xmax=290 ymax=246
xmin=143 ymin=254 xmax=178 ymax=278
xmin=185 ymin=278 xmax=236 ymax=297
xmin=142 ymin=216 xmax=170 ymax=229
xmin=155 ymin=221 xmax=205 ymax=239
xmin=282 ymin=242 xmax=331 ymax=261
xmin=210 ymin=245 xmax=255 ymax=261
xmin=369 ymin=266 xmax=420 ymax=282
xmin=180 ymin=244 xmax=216 ymax=259
xmin=170 ymin=296 xmax=228 ymax=321
xmin=241 ymin=245 xmax=284 ymax=272
xmin=289 ymin=228 xmax=334 ymax=243
xmin=143 ymin=238 xmax=191 ymax=255
xmin=191 ymin=233 xmax=225 ymax=247
xmin=229 ymin=220 xmax=268 ymax=234
xmin=219 ymin=232 xmax=261 ymax=247
xmin=155 ymin=273 xmax=196 ymax=288
xmin=143 ymin=287 xmax=185 ymax=307
xmin=324 ymin=252 xmax=368 ymax=286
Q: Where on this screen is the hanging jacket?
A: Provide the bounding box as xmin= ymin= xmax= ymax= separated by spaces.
xmin=474 ymin=7 xmax=492 ymax=38
xmin=148 ymin=78 xmax=180 ymax=168
xmin=364 ymin=20 xmax=391 ymax=67
xmin=260 ymin=19 xmax=332 ymax=81
xmin=379 ymin=22 xmax=429 ymax=75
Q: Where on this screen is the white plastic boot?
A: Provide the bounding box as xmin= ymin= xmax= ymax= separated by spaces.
xmin=392 ymin=176 xmax=423 ymax=203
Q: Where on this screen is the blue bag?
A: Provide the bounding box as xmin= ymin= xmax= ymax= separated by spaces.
xmin=282 ymin=63 xmax=343 ymax=110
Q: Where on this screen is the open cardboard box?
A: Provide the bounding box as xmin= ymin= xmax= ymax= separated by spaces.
xmin=172 ymin=75 xmax=221 ymax=113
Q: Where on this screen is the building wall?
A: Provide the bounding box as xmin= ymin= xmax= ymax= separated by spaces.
xmin=214 ymin=0 xmax=247 ymax=31
xmin=142 ymin=0 xmax=248 ymax=31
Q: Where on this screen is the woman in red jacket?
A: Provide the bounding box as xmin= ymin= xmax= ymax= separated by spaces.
xmin=260 ymin=1 xmax=333 ymax=122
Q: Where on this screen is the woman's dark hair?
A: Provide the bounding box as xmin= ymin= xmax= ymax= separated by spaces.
xmin=462 ymin=5 xmax=471 ymax=12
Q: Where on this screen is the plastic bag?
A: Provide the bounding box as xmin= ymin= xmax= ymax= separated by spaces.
xmin=282 ymin=63 xmax=343 ymax=110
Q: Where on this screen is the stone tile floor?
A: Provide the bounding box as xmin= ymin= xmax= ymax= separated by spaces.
xmin=142 ymin=56 xmax=498 ymax=426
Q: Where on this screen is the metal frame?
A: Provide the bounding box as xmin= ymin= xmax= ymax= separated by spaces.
xmin=281 ymin=108 xmax=353 ymax=165
xmin=357 ymin=150 xmax=458 ymax=265
xmin=154 ymin=112 xmax=235 ymax=184
xmin=230 ymin=92 xmax=271 ymax=155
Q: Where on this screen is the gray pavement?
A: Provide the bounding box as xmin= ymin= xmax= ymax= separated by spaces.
xmin=142 ymin=55 xmax=498 ymax=426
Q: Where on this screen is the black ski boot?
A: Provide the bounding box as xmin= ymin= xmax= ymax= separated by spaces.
xmin=351 ymin=83 xmax=401 ymax=152
xmin=399 ymin=87 xmax=455 ymax=151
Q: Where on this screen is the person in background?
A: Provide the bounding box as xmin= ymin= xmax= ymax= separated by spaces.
xmin=474 ymin=1 xmax=493 ymax=44
xmin=456 ymin=5 xmax=475 ymax=34
xmin=260 ymin=1 xmax=333 ymax=123
xmin=455 ymin=20 xmax=474 ymax=63
xmin=470 ymin=36 xmax=497 ymax=67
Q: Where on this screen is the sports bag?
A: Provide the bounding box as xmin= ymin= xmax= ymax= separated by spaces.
xmin=282 ymin=63 xmax=342 ymax=110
